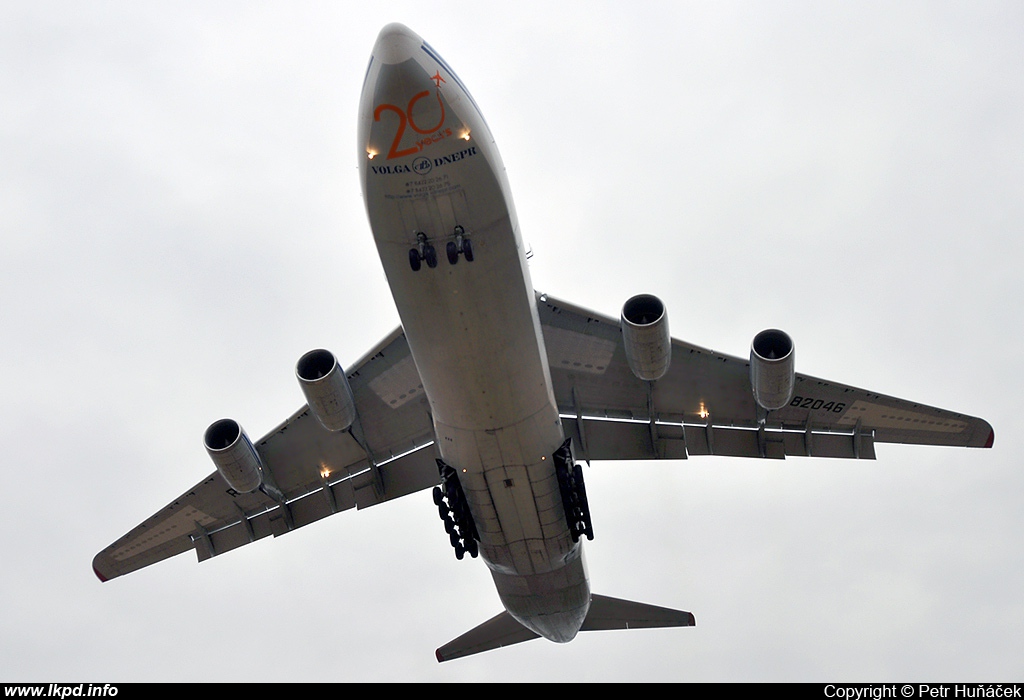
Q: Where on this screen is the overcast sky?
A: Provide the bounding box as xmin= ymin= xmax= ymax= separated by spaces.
xmin=2 ymin=1 xmax=1022 ymax=682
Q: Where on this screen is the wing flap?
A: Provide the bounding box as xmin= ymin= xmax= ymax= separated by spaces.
xmin=197 ymin=444 xmax=440 ymax=563
xmin=562 ymin=416 xmax=876 ymax=461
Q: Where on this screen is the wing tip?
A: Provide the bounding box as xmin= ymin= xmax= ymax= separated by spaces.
xmin=984 ymin=427 xmax=995 ymax=448
xmin=435 ymin=647 xmax=446 ymax=663
xmin=92 ymin=552 xmax=115 ymax=583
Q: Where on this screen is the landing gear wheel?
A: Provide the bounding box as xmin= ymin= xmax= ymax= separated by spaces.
xmin=409 ymin=248 xmax=421 ymax=271
xmin=573 ymin=463 xmax=593 ymax=540
xmin=446 ymin=241 xmax=459 ymax=265
xmin=424 ymin=244 xmax=438 ymax=269
xmin=433 ymin=457 xmax=480 ymax=563
xmin=462 ymin=238 xmax=474 ymax=262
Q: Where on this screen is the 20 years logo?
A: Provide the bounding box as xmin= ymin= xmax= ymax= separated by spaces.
xmin=374 ymin=91 xmax=446 ymax=160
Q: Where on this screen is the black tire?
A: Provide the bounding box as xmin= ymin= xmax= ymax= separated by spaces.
xmin=446 ymin=241 xmax=459 ymax=265
xmin=555 ymin=462 xmax=569 ymax=488
xmin=424 ymin=244 xmax=438 ymax=268
xmin=466 ymin=538 xmax=478 ymax=558
xmin=455 ymin=543 xmax=465 ymax=560
xmin=452 ymin=500 xmax=466 ymax=520
xmin=409 ymin=248 xmax=421 ymax=271
xmin=573 ymin=463 xmax=591 ymax=517
xmin=572 ymin=463 xmax=586 ymax=488
xmin=462 ymin=237 xmax=474 ymax=262
xmin=432 ymin=486 xmax=444 ymax=507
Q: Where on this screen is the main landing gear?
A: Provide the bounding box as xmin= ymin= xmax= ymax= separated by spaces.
xmin=553 ymin=438 xmax=594 ymax=542
xmin=433 ymin=459 xmax=479 ymax=560
xmin=409 ymin=226 xmax=474 ymax=271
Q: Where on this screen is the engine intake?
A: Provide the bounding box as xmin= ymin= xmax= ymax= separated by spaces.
xmin=749 ymin=329 xmax=796 ymax=411
xmin=296 ymin=348 xmax=357 ymax=432
xmin=621 ymin=294 xmax=671 ymax=381
xmin=204 ymin=418 xmax=263 ymax=493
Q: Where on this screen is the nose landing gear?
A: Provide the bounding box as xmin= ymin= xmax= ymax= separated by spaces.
xmin=408 ymin=231 xmax=438 ymax=271
xmin=445 ymin=226 xmax=474 ymax=265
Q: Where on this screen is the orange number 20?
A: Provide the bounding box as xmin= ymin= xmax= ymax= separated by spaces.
xmin=374 ymin=91 xmax=446 ymax=160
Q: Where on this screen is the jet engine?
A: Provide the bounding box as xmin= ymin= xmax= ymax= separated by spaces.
xmin=749 ymin=329 xmax=796 ymax=411
xmin=296 ymin=348 xmax=357 ymax=432
xmin=203 ymin=418 xmax=264 ymax=493
xmin=620 ymin=294 xmax=671 ymax=381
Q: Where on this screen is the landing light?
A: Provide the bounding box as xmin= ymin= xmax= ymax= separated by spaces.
xmin=320 ymin=466 xmax=331 ymax=479
xmin=460 ymin=131 xmax=471 ymax=141
xmin=367 ymin=149 xmax=377 ymax=160
xmin=698 ymin=403 xmax=710 ymax=419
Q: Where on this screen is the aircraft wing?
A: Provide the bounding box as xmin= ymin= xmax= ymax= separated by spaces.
xmin=538 ymin=293 xmax=993 ymax=462
xmin=93 ymin=328 xmax=438 ymax=582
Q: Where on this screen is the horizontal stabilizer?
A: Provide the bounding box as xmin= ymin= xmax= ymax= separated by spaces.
xmin=435 ymin=611 xmax=540 ymax=662
xmin=581 ymin=593 xmax=695 ymax=631
xmin=436 ymin=594 xmax=693 ymax=662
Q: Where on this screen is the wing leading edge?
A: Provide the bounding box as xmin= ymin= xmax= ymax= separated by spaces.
xmin=93 ymin=328 xmax=438 ymax=582
xmin=538 ymin=292 xmax=993 ymax=463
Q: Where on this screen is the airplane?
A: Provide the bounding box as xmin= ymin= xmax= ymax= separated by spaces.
xmin=93 ymin=23 xmax=994 ymax=662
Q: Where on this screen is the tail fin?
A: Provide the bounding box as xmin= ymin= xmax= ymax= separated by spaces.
xmin=435 ymin=595 xmax=694 ymax=662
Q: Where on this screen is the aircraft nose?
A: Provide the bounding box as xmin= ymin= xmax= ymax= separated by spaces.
xmin=373 ymin=23 xmax=421 ymax=65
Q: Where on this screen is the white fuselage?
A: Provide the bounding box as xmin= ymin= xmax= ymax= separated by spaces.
xmin=357 ymin=24 xmax=588 ymax=642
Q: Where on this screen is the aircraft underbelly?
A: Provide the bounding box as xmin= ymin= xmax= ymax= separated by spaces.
xmin=360 ymin=42 xmax=589 ymax=639
xmin=372 ymin=180 xmax=576 ymax=573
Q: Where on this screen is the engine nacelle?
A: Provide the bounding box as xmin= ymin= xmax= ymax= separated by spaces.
xmin=204 ymin=418 xmax=263 ymax=493
xmin=749 ymin=329 xmax=796 ymax=411
xmin=296 ymin=348 xmax=357 ymax=432
xmin=620 ymin=294 xmax=671 ymax=381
